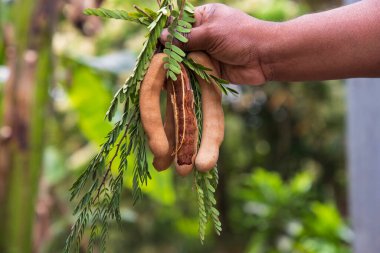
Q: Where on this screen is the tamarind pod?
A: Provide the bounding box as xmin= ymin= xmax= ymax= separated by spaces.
xmin=139 ymin=53 xmax=170 ymax=158
xmin=152 ymin=85 xmax=176 ymax=171
xmin=188 ymin=52 xmax=224 ymax=172
xmin=170 ymin=65 xmax=198 ymax=176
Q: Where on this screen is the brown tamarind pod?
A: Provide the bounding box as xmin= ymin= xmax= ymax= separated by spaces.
xmin=169 ymin=64 xmax=198 ymax=176
xmin=188 ymin=52 xmax=224 ymax=172
xmin=152 ymin=84 xmax=176 ymax=171
xmin=139 ymin=53 xmax=170 ymax=158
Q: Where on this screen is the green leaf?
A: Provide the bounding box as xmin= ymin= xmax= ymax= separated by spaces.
xmin=168 ymin=71 xmax=178 ymax=81
xmin=143 ymin=8 xmax=158 ymax=19
xmin=171 ymin=44 xmax=186 ymax=57
xmin=226 ymin=87 xmax=239 ymax=95
xmin=176 ymin=26 xmax=191 ymax=33
xmin=83 ymin=8 xmax=145 ymax=25
xmin=164 ymin=49 xmax=183 ymax=63
xmin=178 ymin=20 xmax=192 ymax=28
xmin=168 ymin=58 xmax=181 ymax=70
xmin=185 ymin=5 xmax=195 ymax=14
xmin=211 ymin=75 xmax=229 ymax=85
xmin=186 ymin=2 xmax=195 ymax=10
xmin=174 ymin=31 xmax=188 ymax=43
xmin=169 ymin=63 xmax=181 ymax=75
xmin=182 ymin=14 xmax=196 ymax=23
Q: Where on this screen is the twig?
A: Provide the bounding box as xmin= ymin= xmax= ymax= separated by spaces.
xmin=133 ymin=5 xmax=154 ymax=20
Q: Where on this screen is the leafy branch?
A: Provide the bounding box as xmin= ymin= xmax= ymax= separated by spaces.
xmin=83 ymin=8 xmax=153 ymax=26
xmin=163 ymin=0 xmax=195 ymax=81
xmin=105 ymin=5 xmax=169 ymax=121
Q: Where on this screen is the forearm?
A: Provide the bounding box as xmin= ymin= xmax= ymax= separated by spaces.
xmin=260 ymin=0 xmax=380 ymax=82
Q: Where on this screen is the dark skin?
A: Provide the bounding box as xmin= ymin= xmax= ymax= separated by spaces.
xmin=160 ymin=1 xmax=380 ymax=85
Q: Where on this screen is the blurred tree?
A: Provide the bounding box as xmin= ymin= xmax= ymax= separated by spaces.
xmin=0 ymin=0 xmax=62 ymax=252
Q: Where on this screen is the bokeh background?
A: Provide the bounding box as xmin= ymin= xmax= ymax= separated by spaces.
xmin=0 ymin=0 xmax=352 ymax=252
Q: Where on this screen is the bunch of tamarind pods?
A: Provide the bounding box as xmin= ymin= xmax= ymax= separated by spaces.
xmin=139 ymin=52 xmax=224 ymax=176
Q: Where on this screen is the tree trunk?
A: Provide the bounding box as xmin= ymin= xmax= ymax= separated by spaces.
xmin=0 ymin=0 xmax=62 ymax=252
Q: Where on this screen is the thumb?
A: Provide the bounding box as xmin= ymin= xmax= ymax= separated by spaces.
xmin=160 ymin=26 xmax=209 ymax=52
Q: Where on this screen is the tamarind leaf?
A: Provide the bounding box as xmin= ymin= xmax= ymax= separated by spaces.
xmin=168 ymin=58 xmax=181 ymax=69
xmin=182 ymin=13 xmax=196 ymax=23
xmin=169 ymin=64 xmax=181 ymax=75
xmin=168 ymin=71 xmax=178 ymax=81
xmin=165 ymin=61 xmax=182 ymax=75
xmin=176 ymin=26 xmax=191 ymax=33
xmin=226 ymin=87 xmax=239 ymax=95
xmin=178 ymin=20 xmax=192 ymax=28
xmin=143 ymin=8 xmax=158 ymax=19
xmin=174 ymin=31 xmax=189 ymax=43
xmin=138 ymin=17 xmax=151 ymax=26
xmin=164 ymin=57 xmax=181 ymax=69
xmin=171 ymin=52 xmax=184 ymax=63
xmin=184 ymin=5 xmax=194 ymax=14
xmin=164 ymin=49 xmax=183 ymax=63
xmin=211 ymin=75 xmax=229 ymax=85
xmin=83 ymin=8 xmax=147 ymax=25
xmin=207 ymin=184 xmax=216 ymax=193
xmin=171 ymin=45 xmax=186 ymax=57
xmin=185 ymin=2 xmax=195 ymax=10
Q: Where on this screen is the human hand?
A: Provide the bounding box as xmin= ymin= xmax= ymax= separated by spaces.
xmin=160 ymin=3 xmax=275 ymax=85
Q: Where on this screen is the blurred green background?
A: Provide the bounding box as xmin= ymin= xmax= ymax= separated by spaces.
xmin=0 ymin=0 xmax=351 ymax=252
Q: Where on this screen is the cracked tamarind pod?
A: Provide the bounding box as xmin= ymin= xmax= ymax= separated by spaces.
xmin=139 ymin=53 xmax=171 ymax=159
xmin=169 ymin=64 xmax=198 ymax=176
xmin=188 ymin=52 xmax=224 ymax=172
xmin=152 ymin=85 xmax=176 ymax=171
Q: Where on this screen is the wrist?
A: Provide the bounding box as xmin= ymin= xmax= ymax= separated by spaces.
xmin=254 ymin=20 xmax=283 ymax=82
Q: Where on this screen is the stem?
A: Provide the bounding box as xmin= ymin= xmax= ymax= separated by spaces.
xmin=133 ymin=5 xmax=154 ymax=21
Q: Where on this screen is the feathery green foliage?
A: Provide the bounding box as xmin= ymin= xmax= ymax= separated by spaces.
xmin=184 ymin=58 xmax=239 ymax=95
xmin=190 ymin=72 xmax=222 ymax=242
xmin=163 ymin=0 xmax=195 ymax=81
xmin=66 ymin=0 xmax=234 ymax=251
xmin=83 ymin=8 xmax=154 ymax=26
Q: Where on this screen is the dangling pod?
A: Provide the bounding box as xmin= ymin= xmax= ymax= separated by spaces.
xmin=139 ymin=53 xmax=171 ymax=159
xmin=188 ymin=52 xmax=225 ymax=172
